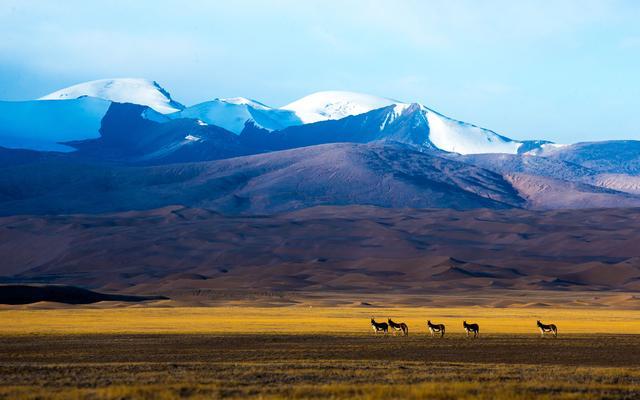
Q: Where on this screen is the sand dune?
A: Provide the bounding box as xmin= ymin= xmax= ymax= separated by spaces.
xmin=1 ymin=205 xmax=640 ymax=306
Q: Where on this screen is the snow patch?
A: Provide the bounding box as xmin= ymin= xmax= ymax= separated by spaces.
xmin=422 ymin=106 xmax=522 ymax=155
xmin=281 ymin=91 xmax=398 ymax=123
xmin=525 ymin=143 xmax=569 ymax=156
xmin=173 ymin=99 xmax=302 ymax=134
xmin=380 ymin=103 xmax=411 ymax=130
xmin=220 ymin=97 xmax=270 ymax=110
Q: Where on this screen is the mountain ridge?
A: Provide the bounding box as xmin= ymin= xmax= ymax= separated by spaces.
xmin=2 ymin=78 xmax=640 ymax=214
xmin=0 ymin=142 xmax=526 ymax=216
xmin=0 ymin=78 xmax=549 ymax=155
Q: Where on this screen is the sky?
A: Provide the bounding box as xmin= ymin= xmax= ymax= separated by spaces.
xmin=1 ymin=0 xmax=639 ymax=143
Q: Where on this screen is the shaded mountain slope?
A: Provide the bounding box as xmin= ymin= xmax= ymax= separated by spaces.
xmin=454 ymin=151 xmax=640 ymax=208
xmin=0 ymin=142 xmax=524 ymax=216
xmin=534 ymin=141 xmax=640 ymax=174
xmin=66 ymin=102 xmax=259 ymax=164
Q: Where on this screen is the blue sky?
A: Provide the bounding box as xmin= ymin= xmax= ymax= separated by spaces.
xmin=1 ymin=0 xmax=639 ymax=143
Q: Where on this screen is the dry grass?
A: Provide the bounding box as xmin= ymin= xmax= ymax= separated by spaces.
xmin=1 ymin=335 xmax=640 ymax=399
xmin=3 ymin=379 xmax=640 ymax=400
xmin=1 ymin=305 xmax=640 ymax=335
xmin=2 ymin=306 xmax=640 ymax=399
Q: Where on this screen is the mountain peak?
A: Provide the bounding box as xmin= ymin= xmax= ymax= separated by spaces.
xmin=281 ymin=90 xmax=400 ymax=123
xmin=218 ymin=97 xmax=271 ymax=110
xmin=39 ymin=78 xmax=184 ymax=114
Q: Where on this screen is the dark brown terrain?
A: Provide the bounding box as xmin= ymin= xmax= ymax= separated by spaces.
xmin=0 ymin=285 xmax=166 ymax=305
xmin=2 ymin=205 xmax=640 ymax=305
xmin=2 ymin=334 xmax=640 ymax=399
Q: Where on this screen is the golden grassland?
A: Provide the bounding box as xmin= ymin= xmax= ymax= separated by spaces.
xmin=1 ymin=305 xmax=640 ymax=335
xmin=4 ymin=377 xmax=640 ymax=400
xmin=3 ymin=305 xmax=640 ymax=399
xmin=2 ymin=333 xmax=640 ymax=399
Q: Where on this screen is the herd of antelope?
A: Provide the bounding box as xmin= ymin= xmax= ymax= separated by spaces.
xmin=370 ymin=317 xmax=558 ymax=338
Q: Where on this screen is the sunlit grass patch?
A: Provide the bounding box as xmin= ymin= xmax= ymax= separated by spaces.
xmin=1 ymin=306 xmax=639 ymax=335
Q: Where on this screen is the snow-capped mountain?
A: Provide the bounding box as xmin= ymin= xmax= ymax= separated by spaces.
xmin=0 ymin=78 xmax=184 ymax=151
xmin=1 ymin=78 xmax=540 ymax=155
xmin=278 ymin=91 xmax=527 ymax=155
xmin=260 ymin=101 xmax=532 ymax=155
xmin=174 ymin=91 xmax=398 ymax=135
xmin=171 ymin=97 xmax=302 ymax=134
xmin=281 ymin=91 xmax=398 ymax=123
xmin=40 ymin=78 xmax=184 ymax=114
xmin=5 ymin=79 xmax=640 ymax=214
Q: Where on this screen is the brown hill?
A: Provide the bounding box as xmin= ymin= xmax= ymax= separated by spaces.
xmin=2 ymin=206 xmax=640 ymax=304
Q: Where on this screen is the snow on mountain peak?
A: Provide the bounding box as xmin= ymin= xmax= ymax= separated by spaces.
xmin=39 ymin=78 xmax=184 ymax=114
xmin=172 ymin=98 xmax=302 ymax=134
xmin=219 ymin=97 xmax=270 ymax=110
xmin=281 ymin=91 xmax=400 ymax=123
xmin=419 ymin=106 xmax=522 ymax=155
xmin=23 ymin=80 xmax=541 ymax=155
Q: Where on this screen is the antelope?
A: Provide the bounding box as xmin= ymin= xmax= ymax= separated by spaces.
xmin=463 ymin=320 xmax=479 ymax=338
xmin=387 ymin=318 xmax=409 ymax=336
xmin=537 ymin=320 xmax=558 ymax=338
xmin=427 ymin=320 xmax=445 ymax=338
xmin=371 ymin=317 xmax=388 ymax=335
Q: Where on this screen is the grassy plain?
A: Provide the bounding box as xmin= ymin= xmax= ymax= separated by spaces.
xmin=2 ymin=306 xmax=640 ymax=399
xmin=2 ymin=305 xmax=640 ymax=335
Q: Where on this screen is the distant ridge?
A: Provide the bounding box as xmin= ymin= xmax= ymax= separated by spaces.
xmin=0 ymin=78 xmax=543 ymax=155
xmin=3 ymin=78 xmax=640 ymax=212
